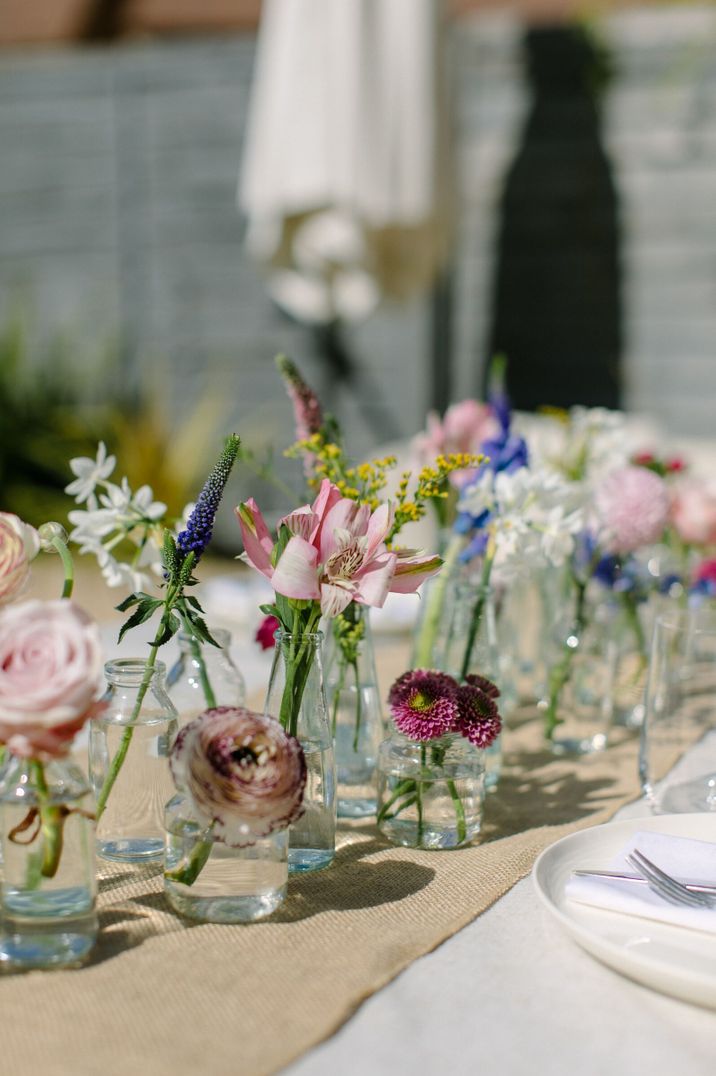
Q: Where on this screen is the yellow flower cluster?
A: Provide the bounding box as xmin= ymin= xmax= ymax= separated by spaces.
xmin=389 ymin=452 xmax=485 ymax=540
xmin=286 ymin=435 xmax=484 ymax=542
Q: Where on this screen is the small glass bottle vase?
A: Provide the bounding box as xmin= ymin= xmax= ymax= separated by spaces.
xmin=0 ymin=756 xmax=98 ymax=969
xmin=167 ymin=628 xmax=247 ymax=726
xmin=541 ymin=594 xmax=617 ymax=756
xmin=90 ymin=659 xmax=178 ymax=862
xmin=164 ymin=794 xmax=287 ymax=922
xmin=264 ymin=631 xmax=336 ymax=873
xmin=376 ymin=733 xmax=485 ymax=850
xmin=324 ymin=605 xmax=383 ymax=819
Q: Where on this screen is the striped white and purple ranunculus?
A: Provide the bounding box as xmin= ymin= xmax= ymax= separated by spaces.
xmin=170 ymin=707 xmax=307 ymax=847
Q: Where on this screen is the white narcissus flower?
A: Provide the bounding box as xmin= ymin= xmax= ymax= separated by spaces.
xmin=65 ymin=442 xmax=116 ymax=504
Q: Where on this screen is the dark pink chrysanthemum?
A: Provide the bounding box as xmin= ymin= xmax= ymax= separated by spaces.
xmin=456 ymin=682 xmax=502 ymax=749
xmin=388 ymin=669 xmax=460 ymax=741
xmin=464 ymin=673 xmax=501 ymax=701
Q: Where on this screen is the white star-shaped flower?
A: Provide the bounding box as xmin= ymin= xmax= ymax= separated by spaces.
xmin=65 ymin=442 xmax=116 ymax=503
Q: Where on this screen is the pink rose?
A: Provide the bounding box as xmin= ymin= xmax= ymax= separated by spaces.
xmin=594 ymin=465 xmax=670 ymax=554
xmin=0 ymin=599 xmax=105 ymax=759
xmin=412 ymin=399 xmax=497 ymax=487
xmin=671 ymin=483 xmax=716 ymax=546
xmin=0 ymin=512 xmax=39 ymax=606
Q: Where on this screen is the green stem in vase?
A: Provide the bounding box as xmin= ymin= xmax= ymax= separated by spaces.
xmin=188 ymin=630 xmax=217 ymax=709
xmin=350 ymin=660 xmax=363 ymax=752
xmin=413 ymin=534 xmax=464 ymax=667
xmin=619 ymin=590 xmax=648 ymax=686
xmin=165 ymin=821 xmax=215 ymax=886
xmin=376 ymin=777 xmax=417 ymax=823
xmin=544 ymin=577 xmax=588 ymax=741
xmin=416 ymin=743 xmax=427 ymax=845
xmin=430 ymin=741 xmax=466 ymax=845
xmin=459 ymin=550 xmax=494 ymax=682
xmin=27 ymin=760 xmax=65 ymax=881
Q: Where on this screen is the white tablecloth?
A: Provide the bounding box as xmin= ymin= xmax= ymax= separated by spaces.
xmin=287 ymin=784 xmax=716 ymax=1075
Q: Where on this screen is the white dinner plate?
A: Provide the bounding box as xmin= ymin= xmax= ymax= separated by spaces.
xmin=532 ymin=813 xmax=716 ymax=1009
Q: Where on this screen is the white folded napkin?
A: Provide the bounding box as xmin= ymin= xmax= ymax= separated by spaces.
xmin=565 ymin=830 xmax=716 ymax=934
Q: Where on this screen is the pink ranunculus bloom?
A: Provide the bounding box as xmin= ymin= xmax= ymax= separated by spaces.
xmin=671 ymin=482 xmax=716 ymax=547
xmin=237 ymin=480 xmax=442 ymax=619
xmin=170 ymin=707 xmax=306 ymax=847
xmin=0 ymin=599 xmax=105 ymax=759
xmin=594 ymin=465 xmax=670 ymax=554
xmin=0 ymin=512 xmax=40 ymax=606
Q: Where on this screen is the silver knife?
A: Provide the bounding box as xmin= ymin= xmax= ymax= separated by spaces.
xmin=572 ymin=869 xmax=716 ymax=895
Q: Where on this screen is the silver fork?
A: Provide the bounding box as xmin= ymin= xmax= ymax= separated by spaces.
xmin=627 ymin=850 xmax=716 ymax=910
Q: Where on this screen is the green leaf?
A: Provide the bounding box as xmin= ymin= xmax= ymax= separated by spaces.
xmin=184 ymin=594 xmax=204 ymax=612
xmin=259 ymin=603 xmax=280 ymax=619
xmin=155 ymin=613 xmax=181 ymax=648
xmin=115 ymin=593 xmax=142 ymax=613
xmin=117 ymin=599 xmax=162 ymax=642
xmin=186 ymin=614 xmax=220 ymax=648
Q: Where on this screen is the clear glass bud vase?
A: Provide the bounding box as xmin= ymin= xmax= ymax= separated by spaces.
xmin=324 ymin=604 xmax=383 ymax=818
xmin=166 ymin=628 xmax=246 ymax=726
xmin=376 ymin=732 xmax=485 ymax=849
xmin=264 ymin=631 xmax=336 ymax=873
xmin=541 ymin=588 xmax=617 ymax=755
xmin=90 ymin=659 xmax=178 ymax=862
xmin=163 ymin=793 xmax=287 ymax=922
xmin=0 ymin=755 xmax=98 ymax=969
xmin=419 ymin=577 xmax=505 ymax=792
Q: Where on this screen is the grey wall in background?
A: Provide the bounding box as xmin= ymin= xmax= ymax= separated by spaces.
xmin=1 ymin=4 xmax=716 ymax=462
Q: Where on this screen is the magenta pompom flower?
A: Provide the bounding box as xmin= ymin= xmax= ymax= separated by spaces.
xmin=170 ymin=707 xmax=307 ymax=847
xmin=456 ymin=681 xmax=502 ymax=748
xmin=464 ymin=673 xmax=500 ymax=701
xmin=388 ymin=669 xmax=460 ymax=741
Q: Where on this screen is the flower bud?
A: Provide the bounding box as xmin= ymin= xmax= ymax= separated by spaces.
xmin=38 ymin=521 xmax=69 ymax=551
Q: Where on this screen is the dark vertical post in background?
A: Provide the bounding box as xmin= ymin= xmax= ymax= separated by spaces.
xmin=430 ymin=264 xmax=455 ymax=414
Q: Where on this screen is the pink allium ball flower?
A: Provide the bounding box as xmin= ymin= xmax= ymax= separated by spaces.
xmin=170 ymin=707 xmax=307 ymax=847
xmin=594 ymin=465 xmax=670 ymax=554
xmin=388 ymin=669 xmax=460 ymax=741
xmin=455 ymin=681 xmax=502 ymax=749
xmin=671 ymin=482 xmax=716 ymax=547
xmin=0 ymin=599 xmax=104 ymax=759
xmin=0 ymin=512 xmax=40 ymax=606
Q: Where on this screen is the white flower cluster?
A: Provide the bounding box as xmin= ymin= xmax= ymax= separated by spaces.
xmin=458 ymin=466 xmax=585 ymax=575
xmin=518 ymin=406 xmax=630 ymax=486
xmin=65 ymin=443 xmax=170 ymax=592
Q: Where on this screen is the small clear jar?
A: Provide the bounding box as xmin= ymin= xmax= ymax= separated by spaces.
xmin=90 ymin=659 xmax=178 ymax=862
xmin=167 ymin=628 xmax=246 ymax=727
xmin=0 ymin=755 xmax=98 ymax=969
xmin=163 ymin=793 xmax=287 ymax=922
xmin=376 ymin=733 xmax=485 ymax=850
xmin=324 ymin=605 xmax=383 ymax=819
xmin=264 ymin=631 xmax=336 ymax=873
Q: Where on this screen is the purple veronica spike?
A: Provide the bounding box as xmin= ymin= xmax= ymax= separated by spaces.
xmin=176 ymin=435 xmax=240 ymax=565
xmin=388 ymin=669 xmax=460 ymax=741
xmin=170 ymin=706 xmax=307 ymax=847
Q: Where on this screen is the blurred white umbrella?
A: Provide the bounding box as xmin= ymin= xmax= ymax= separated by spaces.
xmin=239 ymin=0 xmax=454 ymax=325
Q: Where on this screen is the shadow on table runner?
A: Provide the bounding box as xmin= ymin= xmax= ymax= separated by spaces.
xmin=1 ymin=710 xmax=676 ymax=1076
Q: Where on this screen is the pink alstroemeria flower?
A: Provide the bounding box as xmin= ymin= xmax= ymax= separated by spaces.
xmin=237 ymin=481 xmax=442 ymax=619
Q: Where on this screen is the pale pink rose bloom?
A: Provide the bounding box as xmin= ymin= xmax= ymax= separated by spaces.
xmin=0 ymin=512 xmax=40 ymax=606
xmin=594 ymin=465 xmax=670 ymax=554
xmin=0 ymin=599 xmax=105 ymax=759
xmin=671 ymin=482 xmax=716 ymax=547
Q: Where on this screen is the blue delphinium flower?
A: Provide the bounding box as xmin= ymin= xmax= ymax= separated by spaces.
xmin=176 ymin=434 xmax=241 ymax=566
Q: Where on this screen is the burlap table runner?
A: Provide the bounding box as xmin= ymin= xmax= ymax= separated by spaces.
xmin=0 ymin=666 xmax=656 ymax=1076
